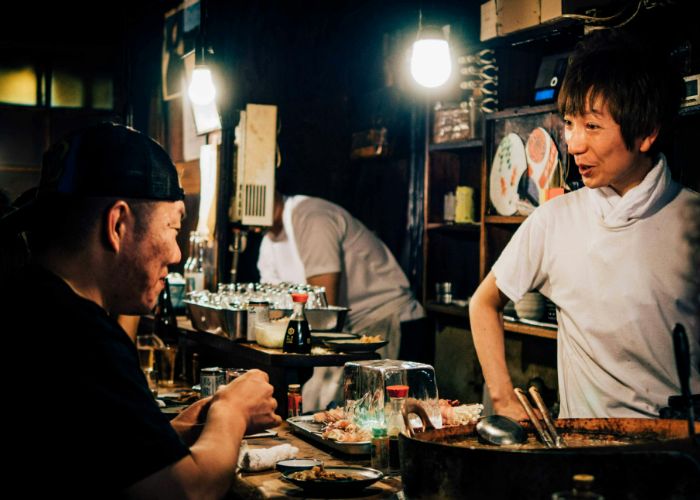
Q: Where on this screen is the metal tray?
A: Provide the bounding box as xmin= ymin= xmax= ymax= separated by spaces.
xmin=287 ymin=415 xmax=371 ymax=455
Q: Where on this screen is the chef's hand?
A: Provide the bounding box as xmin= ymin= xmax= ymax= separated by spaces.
xmin=493 ymin=396 xmax=532 ymax=423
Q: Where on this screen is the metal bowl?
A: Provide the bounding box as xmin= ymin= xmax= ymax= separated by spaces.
xmin=185 ymin=301 xmax=247 ymax=340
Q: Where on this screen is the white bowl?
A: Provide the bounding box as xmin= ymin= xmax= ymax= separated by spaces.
xmin=514 ymin=292 xmax=545 ymax=321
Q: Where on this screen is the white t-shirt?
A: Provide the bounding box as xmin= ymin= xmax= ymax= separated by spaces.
xmin=258 ymin=196 xmax=424 ymax=328
xmin=493 ymin=157 xmax=700 ymax=418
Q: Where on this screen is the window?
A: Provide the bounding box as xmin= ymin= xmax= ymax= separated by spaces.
xmin=0 ymin=63 xmax=38 ymax=106
xmin=0 ymin=55 xmax=114 ymax=110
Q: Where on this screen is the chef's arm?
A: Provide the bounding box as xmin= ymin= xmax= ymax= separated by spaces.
xmin=307 ymin=272 xmax=340 ymax=306
xmin=469 ymin=272 xmax=528 ymax=421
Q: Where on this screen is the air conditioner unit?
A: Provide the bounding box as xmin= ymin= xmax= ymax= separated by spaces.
xmin=232 ymin=104 xmax=277 ymax=226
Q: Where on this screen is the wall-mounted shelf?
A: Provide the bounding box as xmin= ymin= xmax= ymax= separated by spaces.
xmin=425 ymin=301 xmax=469 ymax=319
xmin=427 ymin=222 xmax=481 ymax=233
xmin=426 ymin=302 xmax=557 ymax=340
xmin=484 ymin=215 xmax=527 ymax=224
xmin=429 ymin=139 xmax=483 ymax=152
xmin=504 ymin=320 xmax=557 ymax=340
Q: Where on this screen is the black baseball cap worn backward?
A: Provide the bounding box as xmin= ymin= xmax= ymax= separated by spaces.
xmin=41 ymin=122 xmax=184 ymax=201
xmin=0 ymin=123 xmax=184 ymax=235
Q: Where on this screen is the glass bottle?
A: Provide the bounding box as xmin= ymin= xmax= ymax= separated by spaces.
xmin=287 ymin=383 xmax=303 ymax=418
xmin=371 ymin=426 xmax=390 ymax=473
xmin=155 ymin=277 xmax=179 ymax=344
xmin=551 ymin=474 xmax=605 ymax=499
xmin=386 ymin=384 xmax=409 ymax=472
xmin=283 ymin=293 xmax=311 ymax=354
xmin=184 ymin=232 xmax=204 ymax=293
xmin=184 ymin=231 xmax=196 ymax=275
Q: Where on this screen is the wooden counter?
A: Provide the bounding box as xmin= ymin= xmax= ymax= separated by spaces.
xmin=230 ymin=423 xmax=402 ymax=499
xmin=141 ymin=316 xmax=380 ymax=416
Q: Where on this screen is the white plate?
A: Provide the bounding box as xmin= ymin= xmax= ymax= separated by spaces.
xmin=489 ymin=133 xmax=527 ymax=215
xmin=525 ymin=127 xmax=560 ymax=203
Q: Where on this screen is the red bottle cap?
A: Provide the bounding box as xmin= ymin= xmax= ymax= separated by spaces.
xmin=386 ymin=385 xmax=409 ymax=398
xmin=291 ymin=293 xmax=308 ymax=303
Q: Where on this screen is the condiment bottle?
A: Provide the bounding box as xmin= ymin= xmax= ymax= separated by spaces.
xmin=371 ymin=427 xmax=390 ymax=473
xmin=287 ymin=383 xmax=303 ymax=418
xmin=551 ymin=474 xmax=605 ymax=499
xmin=283 ymin=293 xmax=311 ymax=354
xmin=386 ymin=384 xmax=409 ymax=472
xmin=154 ymin=277 xmax=179 ymax=344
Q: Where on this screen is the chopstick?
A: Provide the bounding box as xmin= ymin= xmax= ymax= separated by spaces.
xmin=514 ymin=388 xmax=554 ymax=448
xmin=528 ymin=386 xmax=566 ymax=448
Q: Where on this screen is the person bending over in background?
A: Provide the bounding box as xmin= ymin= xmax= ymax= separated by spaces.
xmin=258 ymin=191 xmax=427 ymax=410
xmin=0 ymin=123 xmax=281 ymax=498
xmin=469 ymin=28 xmax=699 ymax=420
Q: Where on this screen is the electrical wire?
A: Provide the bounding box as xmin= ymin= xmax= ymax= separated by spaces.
xmin=558 ymin=0 xmax=641 ymax=23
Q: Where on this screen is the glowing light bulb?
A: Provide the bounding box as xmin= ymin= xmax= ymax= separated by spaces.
xmin=188 ymin=67 xmax=216 ymax=105
xmin=410 ymin=36 xmax=452 ymax=88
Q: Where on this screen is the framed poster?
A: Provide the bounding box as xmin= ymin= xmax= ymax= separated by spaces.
xmin=163 ymin=0 xmax=200 ymax=101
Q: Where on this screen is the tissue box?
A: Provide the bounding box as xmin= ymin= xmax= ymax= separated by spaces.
xmin=343 ymin=359 xmax=442 ymax=429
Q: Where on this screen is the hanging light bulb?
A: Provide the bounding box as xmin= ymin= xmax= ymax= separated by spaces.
xmin=411 ymin=24 xmax=452 ymax=89
xmin=188 ymin=65 xmax=216 ymax=105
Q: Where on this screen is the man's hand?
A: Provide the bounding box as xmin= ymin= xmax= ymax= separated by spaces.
xmin=170 ymin=397 xmax=212 ymax=446
xmin=213 ymin=369 xmax=282 ymax=434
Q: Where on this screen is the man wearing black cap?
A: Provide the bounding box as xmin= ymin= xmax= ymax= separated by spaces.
xmin=0 ymin=123 xmax=281 ymax=497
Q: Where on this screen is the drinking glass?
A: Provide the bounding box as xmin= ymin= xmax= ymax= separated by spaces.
xmin=156 ymin=344 xmax=179 ymax=386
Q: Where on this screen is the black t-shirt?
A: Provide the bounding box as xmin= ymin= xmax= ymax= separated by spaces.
xmin=3 ymin=266 xmax=189 ymax=496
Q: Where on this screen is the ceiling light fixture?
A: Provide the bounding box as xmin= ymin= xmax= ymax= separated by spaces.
xmin=410 ymin=11 xmax=452 ymax=89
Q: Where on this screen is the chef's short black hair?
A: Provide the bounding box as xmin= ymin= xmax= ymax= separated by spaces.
xmin=558 ymin=28 xmax=683 ymax=156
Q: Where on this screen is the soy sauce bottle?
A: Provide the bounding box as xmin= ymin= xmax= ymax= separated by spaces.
xmin=283 ymin=293 xmax=311 ymax=354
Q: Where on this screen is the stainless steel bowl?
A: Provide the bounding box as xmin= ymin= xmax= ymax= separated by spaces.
xmin=185 ymin=301 xmax=247 ymax=340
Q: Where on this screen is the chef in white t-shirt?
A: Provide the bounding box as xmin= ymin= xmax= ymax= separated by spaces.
xmin=258 ymin=191 xmax=425 ymax=410
xmin=469 ymin=29 xmax=699 ymax=420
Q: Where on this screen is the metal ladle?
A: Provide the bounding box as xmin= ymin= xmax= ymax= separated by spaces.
xmin=475 ymin=414 xmax=527 ymax=446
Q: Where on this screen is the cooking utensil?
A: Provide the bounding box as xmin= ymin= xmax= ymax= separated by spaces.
xmin=475 ymin=415 xmax=527 ymax=446
xmin=528 ymin=386 xmax=565 ymax=448
xmin=514 ymin=387 xmax=554 ymax=448
xmin=400 ymin=417 xmax=700 ymax=499
xmin=672 ymin=323 xmax=696 ymax=442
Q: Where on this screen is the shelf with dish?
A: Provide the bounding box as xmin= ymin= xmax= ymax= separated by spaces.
xmin=478 ymin=102 xmax=570 ymax=341
xmin=428 ymin=138 xmax=483 ymax=152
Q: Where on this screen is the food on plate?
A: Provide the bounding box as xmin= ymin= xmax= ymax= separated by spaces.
xmin=289 ymin=465 xmax=353 ymax=481
xmin=359 ymin=334 xmax=383 ymax=343
xmin=322 ymin=420 xmax=371 ymax=442
xmin=313 ymin=407 xmax=346 ymax=423
xmin=439 ymin=399 xmax=484 ymax=426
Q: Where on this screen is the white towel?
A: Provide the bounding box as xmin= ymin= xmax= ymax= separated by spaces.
xmin=238 ymin=441 xmax=299 ymax=472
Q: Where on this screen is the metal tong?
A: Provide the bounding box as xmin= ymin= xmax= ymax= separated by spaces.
xmin=514 ymin=386 xmax=566 ymax=448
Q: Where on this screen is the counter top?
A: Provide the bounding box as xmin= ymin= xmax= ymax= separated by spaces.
xmin=230 ymin=423 xmax=401 ymax=499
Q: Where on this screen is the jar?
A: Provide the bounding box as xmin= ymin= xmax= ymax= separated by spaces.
xmin=287 ymin=384 xmax=303 ymax=418
xmin=247 ymin=300 xmax=270 ymax=342
xmin=371 ymin=427 xmax=390 ymax=473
